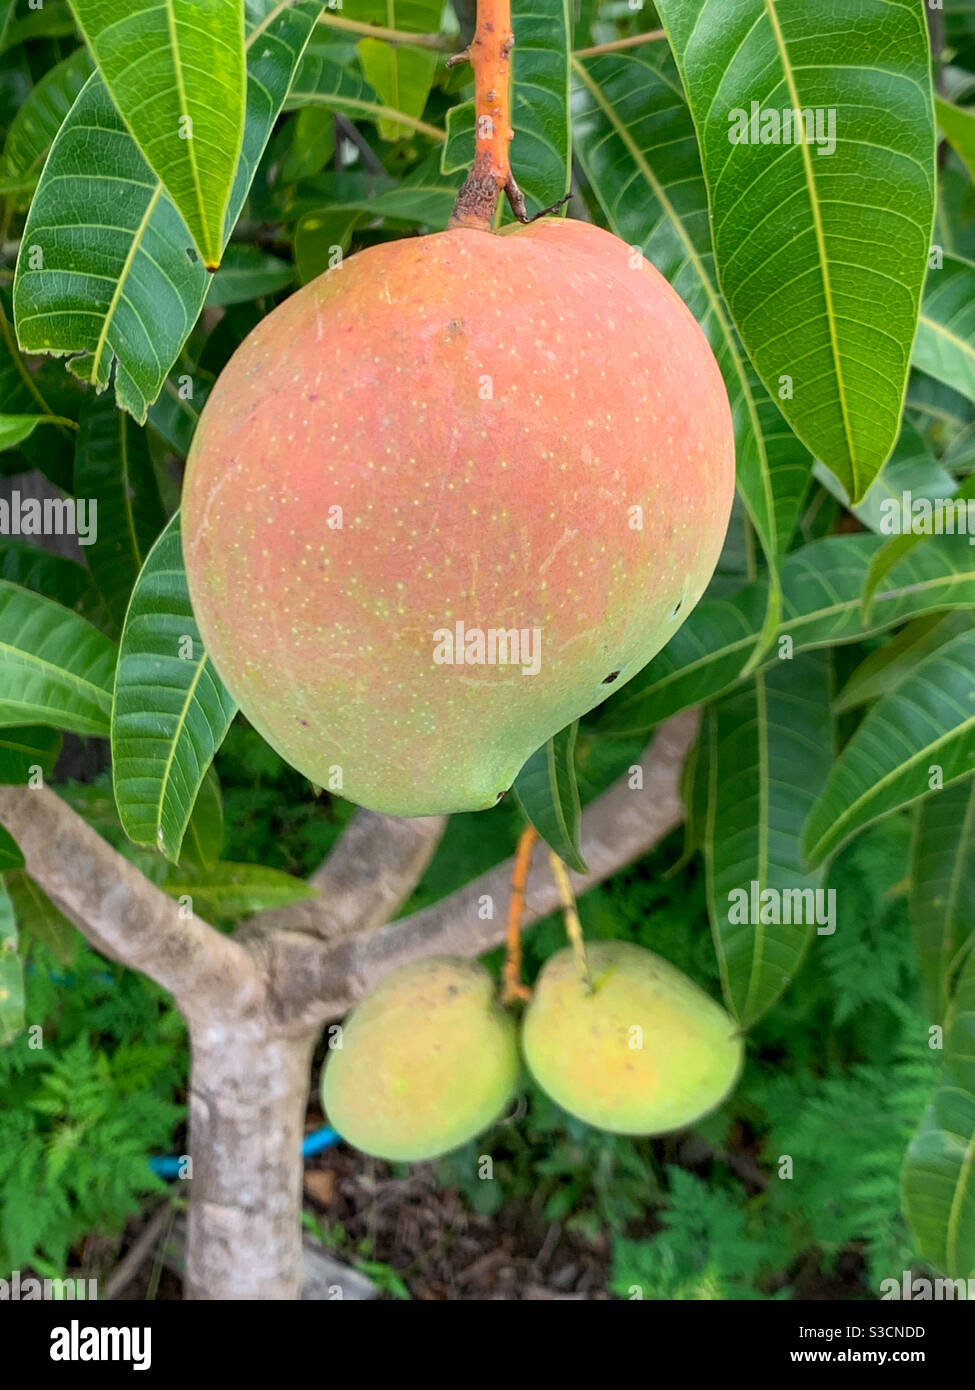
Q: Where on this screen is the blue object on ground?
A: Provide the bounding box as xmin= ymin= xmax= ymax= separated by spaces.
xmin=149 ymin=1125 xmax=341 ymax=1179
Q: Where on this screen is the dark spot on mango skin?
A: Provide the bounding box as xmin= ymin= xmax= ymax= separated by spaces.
xmin=602 ymin=670 xmax=620 ymax=685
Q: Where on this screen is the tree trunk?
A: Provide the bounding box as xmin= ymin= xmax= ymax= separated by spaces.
xmin=185 ymin=1017 xmax=319 ymax=1299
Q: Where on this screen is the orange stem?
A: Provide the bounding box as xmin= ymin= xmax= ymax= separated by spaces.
xmin=448 ymin=0 xmax=525 ymax=230
xmin=503 ymin=824 xmax=538 ymax=1003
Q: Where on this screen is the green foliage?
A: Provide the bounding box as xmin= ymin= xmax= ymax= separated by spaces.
xmin=513 ymin=722 xmax=587 ymax=874
xmin=0 ymin=938 xmax=185 ymax=1276
xmin=611 ymin=1168 xmax=785 ymax=1301
xmin=111 ymin=512 xmax=237 ymax=863
xmin=437 ymin=1077 xmax=663 ymax=1242
xmin=216 ymin=721 xmax=357 ymax=878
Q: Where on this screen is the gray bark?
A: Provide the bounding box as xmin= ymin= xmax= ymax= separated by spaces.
xmin=186 ymin=1019 xmax=318 ymax=1300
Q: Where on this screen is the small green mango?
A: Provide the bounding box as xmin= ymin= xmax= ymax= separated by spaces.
xmin=322 ymin=956 xmax=519 ymax=1161
xmin=522 ymin=940 xmax=742 ymax=1135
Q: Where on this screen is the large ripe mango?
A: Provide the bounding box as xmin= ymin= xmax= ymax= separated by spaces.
xmin=183 ymin=219 xmax=734 ymax=815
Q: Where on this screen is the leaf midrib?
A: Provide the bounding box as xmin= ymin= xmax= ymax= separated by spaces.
xmin=761 ymin=0 xmax=858 ymax=492
xmin=162 ymin=0 xmax=212 ymax=266
xmin=151 ymin=649 xmax=208 ymax=853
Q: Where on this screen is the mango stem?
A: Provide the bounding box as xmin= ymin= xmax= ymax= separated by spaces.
xmin=548 ymin=850 xmax=592 ymax=994
xmin=502 ymin=824 xmax=537 ymax=1004
xmin=448 ymin=0 xmax=527 ymax=230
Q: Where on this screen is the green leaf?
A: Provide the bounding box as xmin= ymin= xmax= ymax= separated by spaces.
xmin=507 ymin=0 xmax=571 ymax=212
xmin=914 ymin=253 xmax=975 ymax=405
xmin=340 ymin=0 xmax=442 ymax=29
xmin=911 ymin=777 xmax=975 ymax=1024
xmin=835 ymin=612 xmax=975 ymax=716
xmin=0 ymin=0 xmax=14 ymax=51
xmin=572 ymin=47 xmax=813 ymax=652
xmin=814 ymin=418 xmax=955 ymax=536
xmin=0 ymin=827 xmax=24 ymax=873
xmin=357 ymin=37 xmax=438 ymax=142
xmin=294 ymin=207 xmax=361 ymax=284
xmin=598 ymin=532 xmax=975 ymax=737
xmin=162 ymin=859 xmax=316 ymax=918
xmin=936 ymin=95 xmax=975 ymax=185
xmin=907 ymin=369 xmax=974 ymax=437
xmin=0 ymin=414 xmax=75 ymax=450
xmin=513 ymin=722 xmax=587 ymax=873
xmin=935 ymin=151 xmax=975 ymax=268
xmin=4 ymin=869 xmax=77 ymax=965
xmin=0 ymin=726 xmax=62 ymax=784
xmin=0 ymin=879 xmax=24 ymax=1045
xmin=74 ymin=391 xmax=167 ymax=631
xmin=0 ymin=539 xmax=96 ymax=611
xmin=146 ymin=367 xmax=212 ymax=456
xmin=0 ymin=0 xmax=77 ymax=51
xmin=288 ymin=31 xmax=445 ymax=142
xmin=226 ymin=0 xmax=325 ymax=231
xmin=0 ymin=294 xmax=78 ymax=486
xmin=705 ymin=652 xmax=834 ymax=1027
xmin=903 ymin=947 xmax=975 ymax=1279
xmin=803 ymin=628 xmax=975 ymax=867
xmin=655 ymin=0 xmax=936 ymax=501
xmin=111 ymin=512 xmax=237 ymax=862
xmin=0 ymin=46 xmax=94 ymax=207
xmin=68 ymin=0 xmax=247 ymax=270
xmin=441 ymin=101 xmax=475 ymax=174
xmin=859 ymin=473 xmax=975 ymax=625
xmin=0 ymin=582 xmax=116 ymax=736
xmin=204 ymin=243 xmax=294 ymax=306
xmin=14 ymin=72 xmax=210 ymax=420
xmin=280 ymin=105 xmax=335 ymax=182
xmin=179 ymin=764 xmax=223 ymax=869
xmin=290 ymin=166 xmax=458 ymax=228
xmin=672 ymin=709 xmax=711 ymax=871
xmin=14 ymin=1 xmax=321 ymax=420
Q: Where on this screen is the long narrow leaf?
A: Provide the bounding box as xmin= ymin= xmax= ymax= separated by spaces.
xmin=804 ymin=628 xmax=975 ymax=866
xmin=68 ymin=0 xmax=246 ymax=269
xmin=705 ymin=652 xmax=834 ymax=1026
xmin=111 ymin=512 xmax=237 ymax=861
xmin=0 ymin=582 xmax=116 ymax=736
xmin=655 ymin=0 xmax=935 ymax=500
